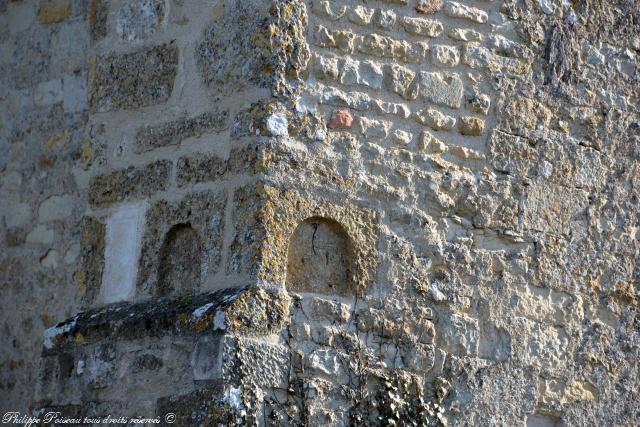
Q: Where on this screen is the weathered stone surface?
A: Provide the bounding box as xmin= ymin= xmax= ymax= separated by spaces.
xmin=89 ymin=43 xmax=178 ymax=112
xmin=196 ymin=0 xmax=309 ymax=95
xmin=328 ymin=109 xmax=353 ymax=129
xmin=116 ymin=0 xmax=165 ymax=41
xmin=416 ymin=0 xmax=443 ymax=15
xmin=137 ymin=191 xmax=226 ymax=297
xmin=89 ymin=161 xmax=172 ymax=207
xmin=38 ymin=0 xmax=71 ymax=25
xmin=384 ymin=63 xmax=418 ymax=100
xmin=286 ymin=218 xmax=353 ymax=295
xmin=418 ymin=71 xmax=464 ymax=108
xmin=416 ymin=107 xmax=457 ymax=131
xmin=135 ymin=110 xmax=229 ymax=153
xmin=431 ymin=44 xmax=461 ymax=67
xmin=77 ymin=216 xmax=105 ymax=305
xmin=175 ymin=154 xmax=226 ymax=187
xmin=401 ymin=16 xmax=443 ymax=37
xmin=100 ymin=203 xmax=146 ymax=304
xmin=443 ymin=1 xmax=488 ymax=23
xmin=459 ymin=116 xmax=485 ymax=135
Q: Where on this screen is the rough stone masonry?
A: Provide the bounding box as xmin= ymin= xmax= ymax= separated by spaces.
xmin=0 ymin=0 xmax=638 ymax=426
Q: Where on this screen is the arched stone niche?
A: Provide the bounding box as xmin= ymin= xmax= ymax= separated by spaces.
xmin=285 ymin=217 xmax=354 ymax=296
xmin=254 ymin=186 xmax=380 ymax=293
xmin=156 ymin=223 xmax=202 ymax=297
xmin=137 ymin=191 xmax=226 ymax=300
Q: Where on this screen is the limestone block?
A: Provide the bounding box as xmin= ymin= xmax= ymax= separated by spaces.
xmin=235 ymin=338 xmax=289 ymax=389
xmin=448 ymin=28 xmax=482 ymax=42
xmin=463 ymin=45 xmax=527 ymax=74
xmin=89 ymin=0 xmax=108 ymax=41
xmin=373 ymin=100 xmax=411 ymax=119
xmin=374 ymin=9 xmax=397 ymax=30
xmin=431 ymin=45 xmax=461 ymax=67
xmin=357 ymin=33 xmax=419 ymax=63
xmin=459 ymin=116 xmax=485 ymax=136
xmin=314 ymin=24 xmax=336 ymax=48
xmin=192 ymin=335 xmax=223 ymax=380
xmin=26 ymin=225 xmax=55 ymax=245
xmin=418 ymin=71 xmax=464 ymax=109
xmin=89 ymin=160 xmax=172 ymax=207
xmin=2 ymin=203 xmax=32 ymax=228
xmin=441 ymin=314 xmax=479 ymax=356
xmin=340 ymin=58 xmax=360 ymax=85
xmin=416 ymin=0 xmax=443 ymax=15
xmin=384 ymin=64 xmax=418 ymax=100
xmin=89 ymin=43 xmax=178 ymax=112
xmin=135 ymin=110 xmax=229 ymax=153
xmin=286 ymin=218 xmax=353 ymax=295
xmin=34 ymin=79 xmax=63 ymax=106
xmin=401 ymin=16 xmax=443 ymax=38
xmin=520 ymin=319 xmax=569 ymax=370
xmin=539 ymin=378 xmax=598 ymax=405
xmin=306 ymin=348 xmax=347 ymax=377
xmin=309 ymin=298 xmax=351 ymax=322
xmin=418 ymin=130 xmax=447 ymax=154
xmin=415 ymin=108 xmax=457 ymax=131
xmin=348 ymin=6 xmax=374 ymax=26
xmin=402 ymin=343 xmax=435 ymax=373
xmin=443 ymin=1 xmax=488 ymax=24
xmin=38 ymin=0 xmax=71 ymax=25
xmin=522 ymin=184 xmax=589 ymax=235
xmin=38 ymin=194 xmax=75 ymax=222
xmin=358 ymin=117 xmax=391 ymax=140
xmin=8 ymin=1 xmax=36 ymax=35
xmin=266 ymin=113 xmax=289 ymax=137
xmin=449 ymin=145 xmax=485 ymax=160
xmin=196 ymin=0 xmax=308 ymax=93
xmin=513 ymin=284 xmax=583 ymax=325
xmin=100 ymin=203 xmax=146 ymax=304
xmin=467 ymin=92 xmax=490 ymax=115
xmin=311 ymin=325 xmax=334 ymax=346
xmin=62 ymin=73 xmax=88 ymax=113
xmin=392 ymin=129 xmax=413 ymax=145
xmin=359 ymin=61 xmax=384 ymax=89
xmin=312 ymin=0 xmax=346 ymax=20
xmin=313 ymin=54 xmax=340 ymax=80
xmin=175 ymin=154 xmax=225 ymax=187
xmin=320 ymin=87 xmax=371 ymax=111
xmin=77 ymin=216 xmax=106 ymax=304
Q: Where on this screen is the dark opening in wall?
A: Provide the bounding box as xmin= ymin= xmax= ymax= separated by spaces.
xmin=285 ymin=217 xmax=353 ymax=295
xmin=156 ymin=223 xmax=202 ymax=297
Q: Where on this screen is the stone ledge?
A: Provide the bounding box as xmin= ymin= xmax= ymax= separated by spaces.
xmin=42 ymin=287 xmax=247 ymax=352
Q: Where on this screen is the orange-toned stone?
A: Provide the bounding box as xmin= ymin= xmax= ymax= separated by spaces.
xmin=38 ymin=0 xmax=71 ymax=25
xmin=328 ymin=109 xmax=353 ymax=129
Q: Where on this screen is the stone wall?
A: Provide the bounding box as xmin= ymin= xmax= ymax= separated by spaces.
xmin=0 ymin=0 xmax=638 ymax=425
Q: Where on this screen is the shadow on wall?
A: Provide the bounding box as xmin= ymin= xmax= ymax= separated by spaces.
xmin=156 ymin=223 xmax=202 ymax=297
xmin=285 ymin=217 xmax=354 ymax=295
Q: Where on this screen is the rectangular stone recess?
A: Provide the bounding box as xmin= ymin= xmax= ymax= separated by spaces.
xmin=100 ymin=203 xmax=147 ymax=304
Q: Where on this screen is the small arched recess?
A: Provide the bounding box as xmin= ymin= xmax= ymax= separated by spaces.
xmin=285 ymin=217 xmax=354 ymax=295
xmin=156 ymin=223 xmax=202 ymax=297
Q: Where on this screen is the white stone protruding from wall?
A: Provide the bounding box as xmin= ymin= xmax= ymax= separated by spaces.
xmin=100 ymin=203 xmax=147 ymax=304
